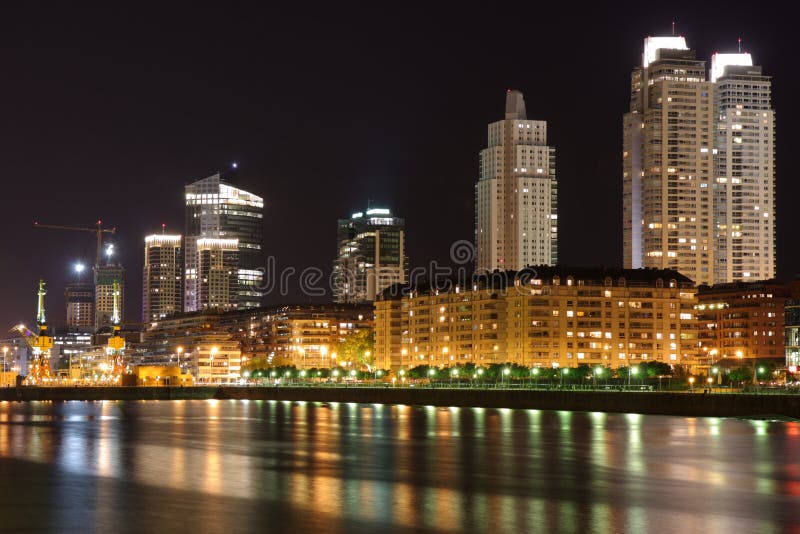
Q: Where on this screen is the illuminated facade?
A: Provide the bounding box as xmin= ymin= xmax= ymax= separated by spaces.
xmin=65 ymin=283 xmax=94 ymax=329
xmin=333 ymin=208 xmax=406 ymax=303
xmin=696 ymin=281 xmax=787 ymax=365
xmin=185 ymin=172 xmax=264 ymax=311
xmin=375 ymin=267 xmax=699 ymax=371
xmin=140 ymin=304 xmax=373 ymax=371
xmin=196 ymin=238 xmax=239 ymax=311
xmin=142 ymin=234 xmax=183 ymax=322
xmin=711 ymin=52 xmax=775 ymax=282
xmin=623 ymin=36 xmax=715 ymax=284
xmin=192 ymin=336 xmax=242 ymax=383
xmin=94 ymin=265 xmax=125 ymax=331
xmin=237 ymin=304 xmax=374 ymax=368
xmin=475 ymin=89 xmax=557 ymax=272
xmin=624 ymin=37 xmax=776 ymax=286
xmin=786 ymin=297 xmax=800 ymax=367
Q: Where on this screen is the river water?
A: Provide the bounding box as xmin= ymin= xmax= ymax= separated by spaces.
xmin=0 ymin=400 xmax=798 ymax=533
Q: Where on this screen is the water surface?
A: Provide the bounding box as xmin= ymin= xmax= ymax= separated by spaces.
xmin=1 ymin=400 xmax=798 ymax=533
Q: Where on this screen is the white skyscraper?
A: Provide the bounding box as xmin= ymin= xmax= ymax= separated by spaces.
xmin=475 ymin=90 xmax=557 ymax=272
xmin=712 ymin=51 xmax=775 ymax=282
xmin=142 ymin=234 xmax=183 ymax=322
xmin=624 ymin=36 xmax=775 ymax=285
xmin=623 ymin=36 xmax=715 ymax=285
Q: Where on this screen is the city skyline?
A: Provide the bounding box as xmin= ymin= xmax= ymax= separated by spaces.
xmin=2 ymin=5 xmax=798 ymax=330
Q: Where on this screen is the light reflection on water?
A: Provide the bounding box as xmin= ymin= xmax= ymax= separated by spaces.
xmin=0 ymin=400 xmax=799 ymax=533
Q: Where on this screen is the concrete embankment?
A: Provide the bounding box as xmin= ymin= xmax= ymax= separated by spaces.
xmin=2 ymin=386 xmax=800 ymax=419
xmin=0 ymin=386 xmax=218 ymax=402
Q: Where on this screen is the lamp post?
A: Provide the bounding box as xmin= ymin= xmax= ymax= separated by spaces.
xmin=594 ymin=367 xmax=603 ymax=389
xmin=502 ymin=367 xmax=510 ymax=387
xmin=532 ymin=367 xmax=539 ymax=389
xmin=688 ymin=376 xmax=695 ymax=392
xmin=630 ymin=366 xmax=638 ymax=388
xmin=561 ymin=367 xmax=568 ymax=388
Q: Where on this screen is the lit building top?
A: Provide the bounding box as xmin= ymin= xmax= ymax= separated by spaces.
xmin=710 ymin=52 xmax=754 ymax=82
xmin=643 ymin=36 xmax=688 ymax=67
xmin=196 ymin=238 xmax=239 ymax=250
xmin=145 ymin=234 xmax=182 ymax=245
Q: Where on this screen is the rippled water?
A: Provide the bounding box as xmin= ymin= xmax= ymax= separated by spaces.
xmin=0 ymin=400 xmax=798 ymax=533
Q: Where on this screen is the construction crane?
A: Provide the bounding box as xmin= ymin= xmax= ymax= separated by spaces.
xmin=106 ymin=280 xmax=126 ymax=382
xmin=9 ymin=280 xmax=55 ymax=384
xmin=33 ymin=220 xmax=116 ymax=267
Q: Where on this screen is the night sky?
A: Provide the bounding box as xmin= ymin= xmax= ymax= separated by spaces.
xmin=1 ymin=2 xmax=797 ymax=329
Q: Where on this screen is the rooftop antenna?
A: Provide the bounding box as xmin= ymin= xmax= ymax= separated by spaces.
xmin=738 ymin=36 xmax=742 ymax=53
xmin=671 ymin=21 xmax=675 ymax=36
xmin=161 ymin=223 xmax=166 ymax=235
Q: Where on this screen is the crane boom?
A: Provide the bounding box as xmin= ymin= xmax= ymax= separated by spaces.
xmin=34 ymin=220 xmax=116 ymax=267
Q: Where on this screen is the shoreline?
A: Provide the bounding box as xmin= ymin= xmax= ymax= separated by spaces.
xmin=2 ymin=386 xmax=800 ymax=419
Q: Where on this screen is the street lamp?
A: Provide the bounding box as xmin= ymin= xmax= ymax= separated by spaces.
xmin=688 ymin=376 xmax=695 ymax=392
xmin=502 ymin=366 xmax=510 ymax=387
xmin=561 ymin=367 xmax=568 ymax=387
xmin=532 ymin=367 xmax=539 ymax=388
xmin=594 ymin=366 xmax=603 ymax=389
xmin=630 ymin=366 xmax=639 ymax=388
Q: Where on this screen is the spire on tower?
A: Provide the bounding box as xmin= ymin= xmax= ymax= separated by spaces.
xmin=504 ymin=90 xmax=527 ymax=120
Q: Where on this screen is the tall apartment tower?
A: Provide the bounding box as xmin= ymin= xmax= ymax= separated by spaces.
xmin=184 ymin=171 xmax=264 ymax=311
xmin=475 ymin=90 xmax=557 ymax=272
xmin=196 ymin=238 xmax=239 ymax=311
xmin=623 ymin=36 xmax=715 ymax=285
xmin=65 ymin=283 xmax=94 ymax=329
xmin=142 ymin=234 xmax=184 ymax=322
xmin=94 ymin=265 xmax=125 ymax=331
xmin=711 ymin=52 xmax=775 ymax=282
xmin=333 ymin=208 xmax=407 ymax=303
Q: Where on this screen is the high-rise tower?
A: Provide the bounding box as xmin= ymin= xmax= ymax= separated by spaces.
xmin=142 ymin=234 xmax=184 ymax=322
xmin=333 ymin=208 xmax=407 ymax=303
xmin=184 ymin=171 xmax=264 ymax=311
xmin=711 ymin=51 xmax=775 ymax=282
xmin=623 ymin=36 xmax=715 ymax=285
xmin=475 ymin=90 xmax=557 ymax=272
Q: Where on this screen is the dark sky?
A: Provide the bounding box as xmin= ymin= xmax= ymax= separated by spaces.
xmin=0 ymin=2 xmax=796 ymax=329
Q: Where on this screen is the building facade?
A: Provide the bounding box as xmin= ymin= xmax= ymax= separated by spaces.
xmin=140 ymin=304 xmax=373 ymax=373
xmin=196 ymin=238 xmax=239 ymax=311
xmin=786 ymin=297 xmax=800 ymax=368
xmin=695 ymin=281 xmax=786 ymax=366
xmin=94 ymin=265 xmax=125 ymax=331
xmin=237 ymin=304 xmax=373 ymax=368
xmin=65 ymin=283 xmax=94 ymax=329
xmin=711 ymin=52 xmax=775 ymax=282
xmin=623 ymin=37 xmax=715 ymax=285
xmin=333 ymin=208 xmax=407 ymax=303
xmin=184 ymin=171 xmax=264 ymax=311
xmin=375 ymin=267 xmax=699 ymax=371
xmin=142 ymin=234 xmax=183 ymax=323
xmin=475 ymin=90 xmax=558 ymax=272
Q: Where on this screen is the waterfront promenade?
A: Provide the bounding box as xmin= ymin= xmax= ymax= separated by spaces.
xmin=2 ymin=385 xmax=799 ymax=419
